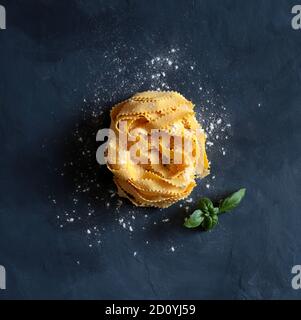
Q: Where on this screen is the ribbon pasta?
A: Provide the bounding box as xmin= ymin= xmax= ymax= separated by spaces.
xmin=106 ymin=91 xmax=210 ymax=208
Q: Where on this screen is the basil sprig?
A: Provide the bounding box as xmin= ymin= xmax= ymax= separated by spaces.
xmin=184 ymin=188 xmax=246 ymax=231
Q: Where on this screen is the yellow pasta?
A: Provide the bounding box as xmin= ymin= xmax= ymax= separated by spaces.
xmin=106 ymin=91 xmax=210 ymax=208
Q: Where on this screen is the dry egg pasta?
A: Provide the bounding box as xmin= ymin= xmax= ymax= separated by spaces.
xmin=106 ymin=91 xmax=210 ymax=208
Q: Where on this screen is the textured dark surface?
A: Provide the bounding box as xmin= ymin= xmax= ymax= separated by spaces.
xmin=1 ymin=0 xmax=301 ymax=300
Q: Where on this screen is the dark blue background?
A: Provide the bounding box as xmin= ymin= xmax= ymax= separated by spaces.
xmin=1 ymin=0 xmax=301 ymax=299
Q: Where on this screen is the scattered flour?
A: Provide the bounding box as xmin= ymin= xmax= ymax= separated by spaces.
xmin=48 ymin=45 xmax=231 ymax=251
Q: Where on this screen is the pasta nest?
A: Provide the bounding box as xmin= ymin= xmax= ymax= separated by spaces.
xmin=106 ymin=91 xmax=210 ymax=208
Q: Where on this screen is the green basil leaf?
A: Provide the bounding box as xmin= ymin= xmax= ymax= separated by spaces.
xmin=198 ymin=198 xmax=214 ymax=212
xmin=212 ymin=207 xmax=219 ymax=215
xmin=211 ymin=215 xmax=219 ymax=228
xmin=202 ymin=215 xmax=212 ymax=230
xmin=202 ymin=214 xmax=219 ymax=231
xmin=199 ymin=198 xmax=219 ymax=216
xmin=183 ymin=187 xmax=246 ymax=231
xmin=219 ymin=188 xmax=246 ymax=213
xmin=184 ymin=210 xmax=204 ymax=228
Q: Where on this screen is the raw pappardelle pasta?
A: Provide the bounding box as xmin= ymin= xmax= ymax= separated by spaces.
xmin=106 ymin=91 xmax=210 ymax=208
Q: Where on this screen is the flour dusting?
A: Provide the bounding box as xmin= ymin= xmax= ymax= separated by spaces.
xmin=47 ymin=45 xmax=232 ymax=252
